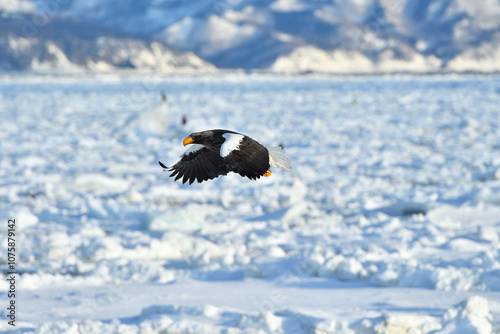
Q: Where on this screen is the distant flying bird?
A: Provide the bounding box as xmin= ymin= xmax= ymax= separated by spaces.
xmin=159 ymin=129 xmax=292 ymax=184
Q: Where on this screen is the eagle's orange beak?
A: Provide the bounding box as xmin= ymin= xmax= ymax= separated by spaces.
xmin=183 ymin=137 xmax=194 ymax=146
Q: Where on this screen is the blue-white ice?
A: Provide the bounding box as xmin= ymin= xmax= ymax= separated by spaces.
xmin=0 ymin=74 xmax=499 ymax=333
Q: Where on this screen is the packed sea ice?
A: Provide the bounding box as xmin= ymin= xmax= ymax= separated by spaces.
xmin=0 ymin=73 xmax=499 ymax=333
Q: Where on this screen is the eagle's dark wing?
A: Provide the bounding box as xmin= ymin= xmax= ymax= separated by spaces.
xmin=223 ymin=136 xmax=270 ymax=180
xmin=160 ymin=147 xmax=227 ymax=184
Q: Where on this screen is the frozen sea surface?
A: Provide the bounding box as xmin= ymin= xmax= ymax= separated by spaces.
xmin=1 ymin=73 xmax=500 ymax=333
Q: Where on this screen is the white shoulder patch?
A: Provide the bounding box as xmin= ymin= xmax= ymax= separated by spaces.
xmin=182 ymin=144 xmax=205 ymax=157
xmin=220 ymin=133 xmax=244 ymax=157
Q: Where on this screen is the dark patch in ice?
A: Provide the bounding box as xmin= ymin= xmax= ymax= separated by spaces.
xmin=364 ymin=201 xmax=427 ymax=217
xmin=191 ymin=269 xmax=245 ymax=281
xmin=246 ymin=207 xmax=291 ymax=222
xmin=163 ymin=259 xmax=193 ymax=270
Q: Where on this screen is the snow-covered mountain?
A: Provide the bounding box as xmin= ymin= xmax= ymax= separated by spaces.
xmin=2 ymin=0 xmax=500 ymax=73
xmin=0 ymin=15 xmax=215 ymax=73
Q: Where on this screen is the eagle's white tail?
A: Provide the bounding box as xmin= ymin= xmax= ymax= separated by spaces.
xmin=267 ymin=147 xmax=292 ymax=172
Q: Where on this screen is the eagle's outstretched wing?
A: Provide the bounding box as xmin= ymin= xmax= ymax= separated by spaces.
xmin=159 ymin=146 xmax=227 ymax=184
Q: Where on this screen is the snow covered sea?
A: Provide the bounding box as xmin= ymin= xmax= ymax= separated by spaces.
xmin=1 ymin=73 xmax=500 ymax=333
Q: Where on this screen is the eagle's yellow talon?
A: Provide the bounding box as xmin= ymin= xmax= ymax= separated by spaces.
xmin=263 ymin=170 xmax=272 ymax=177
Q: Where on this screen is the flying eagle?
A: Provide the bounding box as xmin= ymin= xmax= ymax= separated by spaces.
xmin=159 ymin=129 xmax=292 ymax=184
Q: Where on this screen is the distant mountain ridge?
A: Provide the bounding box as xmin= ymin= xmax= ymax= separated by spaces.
xmin=1 ymin=0 xmax=500 ymax=73
xmin=0 ymin=14 xmax=215 ymax=73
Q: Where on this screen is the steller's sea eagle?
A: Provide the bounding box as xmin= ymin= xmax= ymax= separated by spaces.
xmin=159 ymin=129 xmax=291 ymax=184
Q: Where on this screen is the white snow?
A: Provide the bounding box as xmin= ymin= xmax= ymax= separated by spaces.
xmin=0 ymin=0 xmax=34 ymax=13
xmin=220 ymin=133 xmax=244 ymax=157
xmin=270 ymin=45 xmax=446 ymax=74
xmin=440 ymin=296 xmax=493 ymax=334
xmin=1 ymin=73 xmax=500 ymax=333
